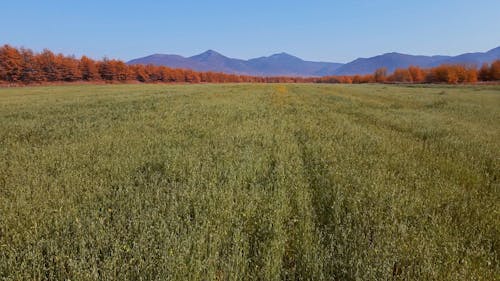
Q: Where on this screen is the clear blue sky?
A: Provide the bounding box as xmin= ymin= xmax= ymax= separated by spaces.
xmin=1 ymin=0 xmax=499 ymax=63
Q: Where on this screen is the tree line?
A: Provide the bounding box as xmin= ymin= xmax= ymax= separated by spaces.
xmin=317 ymin=62 xmax=500 ymax=84
xmin=1 ymin=45 xmax=499 ymax=85
xmin=0 ymin=45 xmax=312 ymax=84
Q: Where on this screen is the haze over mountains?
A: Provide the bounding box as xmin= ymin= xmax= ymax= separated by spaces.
xmin=128 ymin=46 xmax=500 ymax=77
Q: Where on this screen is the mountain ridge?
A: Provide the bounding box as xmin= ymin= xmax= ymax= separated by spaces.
xmin=127 ymin=46 xmax=500 ymax=76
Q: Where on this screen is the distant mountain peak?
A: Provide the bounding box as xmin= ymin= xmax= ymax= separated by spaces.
xmin=201 ymin=49 xmax=222 ymax=56
xmin=272 ymin=52 xmax=291 ymax=56
xmin=270 ymin=52 xmax=298 ymax=58
xmin=259 ymin=52 xmax=304 ymax=63
xmin=379 ymin=52 xmax=408 ymax=57
xmin=190 ymin=50 xmax=226 ymax=60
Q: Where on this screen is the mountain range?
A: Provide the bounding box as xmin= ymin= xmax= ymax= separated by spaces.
xmin=127 ymin=46 xmax=500 ymax=77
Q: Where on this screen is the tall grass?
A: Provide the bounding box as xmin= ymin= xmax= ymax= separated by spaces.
xmin=0 ymin=84 xmax=499 ymax=280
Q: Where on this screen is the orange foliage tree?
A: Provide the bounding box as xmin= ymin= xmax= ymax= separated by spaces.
xmin=490 ymin=60 xmax=500 ymax=81
xmin=374 ymin=67 xmax=388 ymax=83
xmin=389 ymin=68 xmax=412 ymax=83
xmin=0 ymin=45 xmax=23 ymax=82
xmin=408 ymin=66 xmax=425 ymax=83
xmin=19 ymin=48 xmax=43 ymax=83
xmin=79 ymin=56 xmax=100 ymax=81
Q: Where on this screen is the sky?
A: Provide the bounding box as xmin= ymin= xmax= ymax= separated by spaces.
xmin=1 ymin=0 xmax=499 ymax=63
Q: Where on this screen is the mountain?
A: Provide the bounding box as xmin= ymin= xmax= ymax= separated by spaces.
xmin=334 ymin=47 xmax=500 ymax=75
xmin=437 ymin=46 xmax=500 ymax=66
xmin=246 ymin=53 xmax=343 ymax=76
xmin=334 ymin=53 xmax=451 ymax=75
xmin=128 ymin=46 xmax=500 ymax=77
xmin=127 ymin=54 xmax=205 ymax=70
xmin=188 ymin=50 xmax=252 ymax=73
xmin=128 ymin=51 xmax=343 ymax=77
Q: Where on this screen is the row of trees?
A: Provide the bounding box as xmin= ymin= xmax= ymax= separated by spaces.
xmin=318 ymin=62 xmax=500 ymax=84
xmin=0 ymin=45 xmax=313 ymax=84
xmin=1 ymin=45 xmax=499 ymax=85
xmin=389 ymin=62 xmax=500 ymax=83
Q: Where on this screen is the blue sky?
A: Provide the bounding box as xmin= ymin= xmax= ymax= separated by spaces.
xmin=1 ymin=0 xmax=499 ymax=63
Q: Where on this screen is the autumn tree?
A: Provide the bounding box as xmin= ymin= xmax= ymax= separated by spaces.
xmin=478 ymin=63 xmax=490 ymax=81
xmin=0 ymin=44 xmax=23 ymax=82
xmin=465 ymin=67 xmax=478 ymax=83
xmin=98 ymin=58 xmax=115 ymax=81
xmin=143 ymin=64 xmax=160 ymax=82
xmin=374 ymin=67 xmax=387 ymax=83
xmin=159 ymin=67 xmax=177 ymax=82
xmin=408 ymin=66 xmax=425 ymax=83
xmin=19 ymin=48 xmax=43 ymax=83
xmin=79 ymin=56 xmax=99 ymax=81
xmin=490 ymin=60 xmax=500 ymax=81
xmin=428 ymin=65 xmax=452 ymax=83
xmin=130 ymin=64 xmax=148 ymax=82
xmin=58 ymin=55 xmax=81 ymax=81
xmin=446 ymin=67 xmax=459 ymax=84
xmin=184 ymin=70 xmax=201 ymax=83
xmin=113 ymin=60 xmax=131 ymax=81
xmin=390 ymin=68 xmax=412 ymax=83
xmin=37 ymin=49 xmax=59 ymax=81
xmin=172 ymin=69 xmax=185 ymax=82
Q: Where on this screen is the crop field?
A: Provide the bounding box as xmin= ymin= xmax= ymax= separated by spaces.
xmin=0 ymin=83 xmax=499 ymax=280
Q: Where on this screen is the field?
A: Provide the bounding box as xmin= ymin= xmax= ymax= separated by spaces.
xmin=0 ymin=83 xmax=499 ymax=280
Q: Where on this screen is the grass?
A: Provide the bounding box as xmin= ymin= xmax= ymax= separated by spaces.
xmin=0 ymin=83 xmax=499 ymax=280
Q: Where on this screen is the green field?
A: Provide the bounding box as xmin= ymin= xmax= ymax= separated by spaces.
xmin=0 ymin=84 xmax=499 ymax=280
